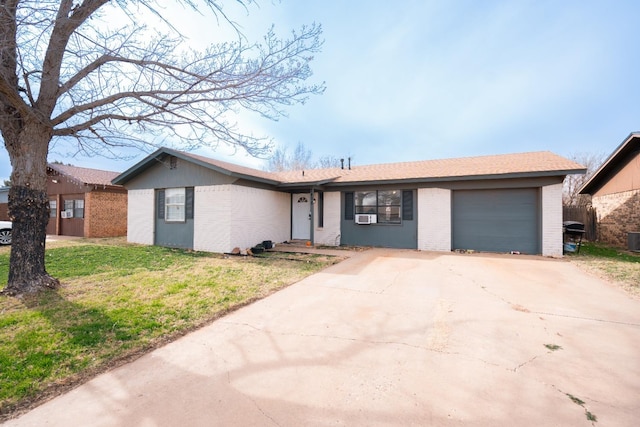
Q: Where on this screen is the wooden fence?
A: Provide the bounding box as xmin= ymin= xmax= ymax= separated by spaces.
xmin=563 ymin=206 xmax=597 ymax=241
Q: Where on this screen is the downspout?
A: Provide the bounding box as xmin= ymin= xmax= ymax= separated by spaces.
xmin=309 ymin=188 xmax=315 ymax=246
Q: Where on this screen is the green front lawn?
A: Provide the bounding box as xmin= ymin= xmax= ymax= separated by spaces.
xmin=0 ymin=239 xmax=342 ymax=420
xmin=567 ymin=242 xmax=640 ymax=296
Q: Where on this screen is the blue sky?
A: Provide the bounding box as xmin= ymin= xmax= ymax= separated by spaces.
xmin=2 ymin=0 xmax=640 ymax=180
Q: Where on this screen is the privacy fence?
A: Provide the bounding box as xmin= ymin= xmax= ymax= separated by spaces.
xmin=563 ymin=206 xmax=597 ymax=241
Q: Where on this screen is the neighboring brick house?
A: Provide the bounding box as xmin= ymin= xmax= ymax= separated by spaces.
xmin=579 ymin=132 xmax=640 ymax=247
xmin=0 ymin=186 xmax=8 ymax=221
xmin=46 ymin=163 xmax=127 ymax=237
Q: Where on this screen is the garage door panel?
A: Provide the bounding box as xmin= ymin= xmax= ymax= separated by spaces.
xmin=453 ymin=189 xmax=540 ymax=254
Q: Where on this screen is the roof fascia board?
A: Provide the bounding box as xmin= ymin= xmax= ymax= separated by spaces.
xmin=47 ymin=164 xmax=86 ymax=187
xmin=276 ymin=178 xmax=339 ymax=189
xmin=578 ymin=132 xmax=640 ymax=194
xmin=316 ymin=170 xmax=586 ymax=188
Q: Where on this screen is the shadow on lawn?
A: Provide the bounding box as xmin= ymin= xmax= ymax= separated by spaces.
xmin=22 ymin=290 xmax=133 ymax=347
xmin=1 ymin=291 xmax=137 ymax=421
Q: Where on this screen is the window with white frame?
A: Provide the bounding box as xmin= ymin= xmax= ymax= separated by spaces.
xmin=165 ymin=187 xmax=186 ymax=222
xmin=49 ymin=200 xmax=57 ymax=218
xmin=74 ymin=199 xmax=84 ymax=218
xmin=64 ymin=199 xmax=74 ymax=218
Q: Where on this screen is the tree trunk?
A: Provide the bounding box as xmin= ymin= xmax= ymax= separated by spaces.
xmin=1 ymin=122 xmax=59 ymax=297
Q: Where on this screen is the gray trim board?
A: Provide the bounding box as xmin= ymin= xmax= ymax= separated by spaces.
xmin=322 ymin=170 xmax=579 ymax=188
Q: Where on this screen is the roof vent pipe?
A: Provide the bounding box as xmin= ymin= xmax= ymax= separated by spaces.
xmin=348 ymin=157 xmax=351 ymax=170
xmin=340 ymin=158 xmax=344 ymax=169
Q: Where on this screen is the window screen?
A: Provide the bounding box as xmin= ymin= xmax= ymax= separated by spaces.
xmin=354 ymin=190 xmax=402 ymax=224
xmin=165 ymin=188 xmax=185 ymax=222
xmin=74 ymin=199 xmax=84 ymax=218
xmin=49 ymin=200 xmax=57 ymax=218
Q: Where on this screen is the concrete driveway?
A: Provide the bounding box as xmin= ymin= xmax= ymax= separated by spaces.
xmin=4 ymin=249 xmax=640 ymax=426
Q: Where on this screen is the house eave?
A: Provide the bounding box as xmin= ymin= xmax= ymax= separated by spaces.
xmin=579 ymin=132 xmax=640 ymax=195
xmin=112 ymin=147 xmax=281 ymax=186
xmin=47 ymin=164 xmax=85 ymax=187
xmin=276 ymin=178 xmax=339 ymax=191
xmin=319 ymin=170 xmax=584 ymax=188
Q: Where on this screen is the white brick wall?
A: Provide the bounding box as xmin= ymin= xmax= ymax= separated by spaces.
xmin=127 ymin=189 xmax=154 ymax=245
xmin=315 ymin=191 xmax=341 ymax=246
xmin=229 ymin=186 xmax=290 ymax=251
xmin=193 ymin=185 xmax=232 ymax=252
xmin=541 ymin=183 xmax=563 ymax=257
xmin=417 ymin=188 xmax=451 ymax=251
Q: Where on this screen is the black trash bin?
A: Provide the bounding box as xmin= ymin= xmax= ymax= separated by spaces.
xmin=563 ymin=221 xmax=585 ymax=254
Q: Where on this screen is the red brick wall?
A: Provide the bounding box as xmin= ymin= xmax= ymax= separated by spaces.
xmin=0 ymin=203 xmax=8 ymax=221
xmin=84 ymin=190 xmax=128 ymax=237
xmin=592 ymin=189 xmax=640 ymax=247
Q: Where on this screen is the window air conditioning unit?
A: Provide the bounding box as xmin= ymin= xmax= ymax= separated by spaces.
xmin=355 ymin=214 xmax=377 ymax=225
xmin=61 ymin=210 xmax=73 ymax=218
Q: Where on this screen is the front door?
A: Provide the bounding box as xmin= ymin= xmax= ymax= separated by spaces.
xmin=292 ymin=193 xmax=311 ymax=240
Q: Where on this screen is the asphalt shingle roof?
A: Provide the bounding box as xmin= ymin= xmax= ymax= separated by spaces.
xmin=271 ymin=151 xmax=585 ymax=184
xmin=113 ymin=147 xmax=586 ymax=187
xmin=179 ymin=151 xmax=278 ymax=182
xmin=48 ymin=164 xmax=122 ymax=187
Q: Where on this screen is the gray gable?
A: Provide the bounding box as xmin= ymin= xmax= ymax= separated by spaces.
xmin=120 ymin=152 xmax=238 ymax=190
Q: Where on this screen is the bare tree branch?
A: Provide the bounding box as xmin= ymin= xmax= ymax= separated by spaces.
xmin=0 ymin=0 xmax=325 ymax=295
xmin=266 ymin=141 xmax=346 ymax=171
xmin=563 ymin=152 xmax=606 ymax=206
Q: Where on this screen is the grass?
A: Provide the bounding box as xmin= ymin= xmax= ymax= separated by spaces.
xmin=566 ymin=393 xmax=598 ymax=423
xmin=566 ymin=242 xmax=640 ymax=297
xmin=0 ymin=238 xmax=343 ymax=420
xmin=544 ymin=344 xmax=562 ymax=351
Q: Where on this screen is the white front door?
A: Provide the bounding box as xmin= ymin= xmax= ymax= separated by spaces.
xmin=292 ymin=194 xmax=311 ymax=240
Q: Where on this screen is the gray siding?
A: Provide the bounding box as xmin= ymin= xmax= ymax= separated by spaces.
xmin=155 ymin=218 xmax=195 ymax=249
xmin=340 ymin=190 xmax=417 ymax=249
xmin=452 ymin=188 xmax=540 ymax=254
xmin=126 ymin=156 xmax=237 ymax=190
xmin=154 ymin=189 xmax=194 ymax=249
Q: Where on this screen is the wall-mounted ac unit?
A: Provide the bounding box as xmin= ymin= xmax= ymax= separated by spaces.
xmin=355 ymin=214 xmax=377 ymax=225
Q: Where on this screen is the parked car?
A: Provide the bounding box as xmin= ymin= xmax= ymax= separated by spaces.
xmin=0 ymin=220 xmax=12 ymax=245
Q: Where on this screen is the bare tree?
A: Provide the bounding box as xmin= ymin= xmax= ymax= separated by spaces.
xmin=266 ymin=141 xmax=313 ymax=171
xmin=289 ymin=141 xmax=313 ymax=170
xmin=316 ymin=155 xmax=343 ymax=168
xmin=266 ymin=141 xmax=346 ymax=171
xmin=0 ymin=0 xmax=324 ymax=296
xmin=563 ymin=151 xmax=606 ymax=206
